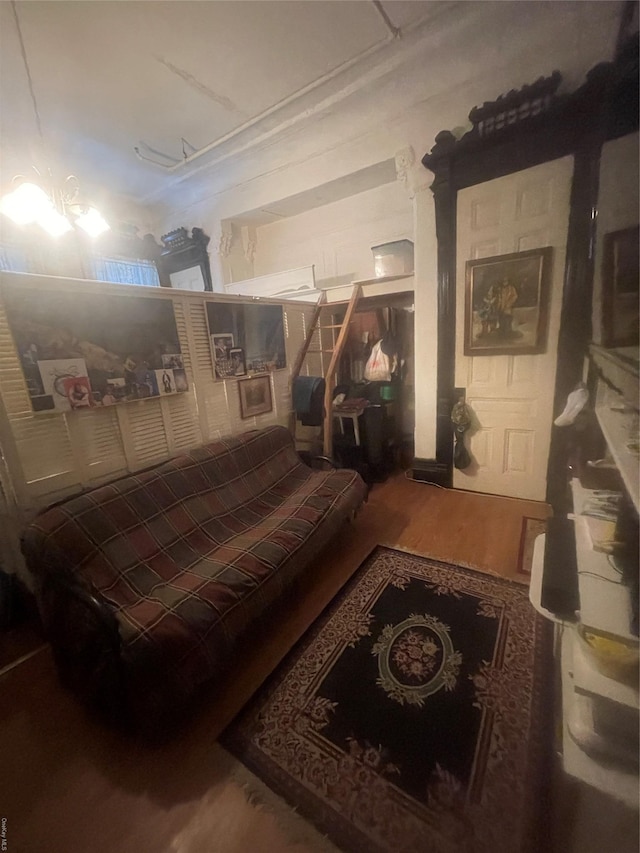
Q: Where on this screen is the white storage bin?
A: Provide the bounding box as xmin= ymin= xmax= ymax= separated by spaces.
xmin=371 ymin=240 xmax=414 ymax=277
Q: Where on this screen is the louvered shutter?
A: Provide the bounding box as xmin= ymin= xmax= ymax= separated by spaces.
xmin=0 ymin=275 xmax=320 ymax=511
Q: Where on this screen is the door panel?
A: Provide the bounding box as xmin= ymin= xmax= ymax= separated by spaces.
xmin=454 ymin=156 xmax=574 ymax=500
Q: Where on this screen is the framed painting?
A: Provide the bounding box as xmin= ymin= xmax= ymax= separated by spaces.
xmin=228 ymin=347 xmax=246 ymax=376
xmin=210 ymin=333 xmax=235 ymax=378
xmin=238 ymin=375 xmax=272 ymax=419
xmin=205 ymin=301 xmax=286 ymax=380
xmin=464 ymin=247 xmax=553 ymax=356
xmin=602 ymin=226 xmax=639 ymax=347
xmin=3 ymin=287 xmax=187 ymax=413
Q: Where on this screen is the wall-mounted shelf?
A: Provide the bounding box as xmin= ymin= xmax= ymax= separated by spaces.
xmin=349 ymin=273 xmax=414 ymax=286
xmin=323 ymin=275 xmax=414 ymax=305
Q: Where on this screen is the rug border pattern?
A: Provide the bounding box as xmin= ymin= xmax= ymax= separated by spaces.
xmin=222 ymin=545 xmax=554 ymax=853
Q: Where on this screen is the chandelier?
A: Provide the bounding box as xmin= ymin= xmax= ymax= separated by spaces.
xmin=1 ymin=2 xmax=110 ymax=240
xmin=1 ymin=173 xmax=110 ymax=239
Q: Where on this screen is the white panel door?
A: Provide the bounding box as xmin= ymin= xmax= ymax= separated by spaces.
xmin=454 ymin=157 xmax=574 ymax=501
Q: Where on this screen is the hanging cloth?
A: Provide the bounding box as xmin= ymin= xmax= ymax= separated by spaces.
xmin=451 ymin=398 xmax=472 ymax=470
xmin=292 ymin=376 xmax=325 ymax=426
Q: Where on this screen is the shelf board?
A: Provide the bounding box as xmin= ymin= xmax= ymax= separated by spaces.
xmin=350 ymin=273 xmax=414 ymax=286
xmin=571 ymin=480 xmax=637 ymax=644
xmin=595 ymin=405 xmax=639 ymax=514
xmin=571 ymin=627 xmax=639 ymax=711
xmin=560 ymin=629 xmax=639 ymax=808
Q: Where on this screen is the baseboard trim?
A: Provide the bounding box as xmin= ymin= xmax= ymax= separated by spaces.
xmin=0 ymin=643 xmax=47 ymax=679
xmin=411 ymin=459 xmax=452 ymax=488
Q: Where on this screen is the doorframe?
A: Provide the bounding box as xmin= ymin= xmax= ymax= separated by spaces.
xmin=412 ymin=38 xmax=638 ymax=508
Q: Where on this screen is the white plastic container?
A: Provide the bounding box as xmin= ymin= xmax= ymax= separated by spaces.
xmin=371 ymin=240 xmax=414 ymax=278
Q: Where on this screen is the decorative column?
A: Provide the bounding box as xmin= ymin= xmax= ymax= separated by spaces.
xmin=394 ymin=147 xmax=440 ymax=465
xmin=209 ymin=221 xmax=233 ymax=292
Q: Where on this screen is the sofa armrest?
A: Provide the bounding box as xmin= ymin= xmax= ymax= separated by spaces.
xmin=39 ymin=572 xmax=125 ymax=719
xmin=311 ymin=455 xmax=340 ymax=469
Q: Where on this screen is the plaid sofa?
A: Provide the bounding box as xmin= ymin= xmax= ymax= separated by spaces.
xmin=22 ymin=425 xmax=367 ymax=731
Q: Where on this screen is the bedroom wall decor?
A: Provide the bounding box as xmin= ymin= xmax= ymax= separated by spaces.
xmin=205 ymin=300 xmax=286 ymax=379
xmin=238 ymin=374 xmax=273 ymax=419
xmin=464 ymin=247 xmax=553 ymax=356
xmin=3 ymin=287 xmax=187 ymax=413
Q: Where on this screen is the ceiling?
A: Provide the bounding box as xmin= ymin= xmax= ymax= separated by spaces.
xmin=0 ymin=1 xmax=439 ymax=214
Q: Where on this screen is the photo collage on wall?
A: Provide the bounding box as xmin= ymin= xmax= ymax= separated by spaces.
xmin=3 ymin=287 xmax=188 ymax=413
xmin=205 ymin=301 xmax=286 ymax=381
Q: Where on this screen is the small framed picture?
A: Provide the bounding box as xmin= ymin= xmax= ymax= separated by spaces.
xmin=602 ymin=226 xmax=639 ymax=347
xmin=228 ymin=347 xmax=246 ymax=376
xmin=238 ymin=374 xmax=272 ymax=419
xmin=162 ymin=353 xmax=184 ymax=369
xmin=211 ymin=333 xmax=235 ymax=378
xmin=63 ymin=376 xmax=94 ymax=409
xmin=212 ymin=333 xmax=234 ymax=360
xmin=464 ymin=247 xmax=553 ymax=356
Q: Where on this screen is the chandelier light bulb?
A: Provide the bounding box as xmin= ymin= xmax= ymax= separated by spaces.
xmin=0 ymin=181 xmax=52 ymax=225
xmin=36 ymin=207 xmax=73 ymax=238
xmin=1 ymin=180 xmax=110 ymax=238
xmin=75 ymin=207 xmax=110 ymax=238
xmin=3 ymin=7 xmax=112 ymax=242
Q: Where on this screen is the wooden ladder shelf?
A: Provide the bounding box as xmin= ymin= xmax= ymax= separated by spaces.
xmin=290 ymin=285 xmax=362 ymax=457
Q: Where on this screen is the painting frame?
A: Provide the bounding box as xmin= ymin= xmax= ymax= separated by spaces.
xmin=238 ymin=374 xmax=272 ymax=419
xmin=211 ymin=333 xmax=235 ymax=379
xmin=205 ymin=301 xmax=287 ymax=379
xmin=601 ymin=226 xmax=639 ymax=348
xmin=464 ymin=247 xmax=553 ymax=356
xmin=228 ymin=347 xmax=247 ymax=377
xmin=3 ymin=286 xmax=187 ymax=413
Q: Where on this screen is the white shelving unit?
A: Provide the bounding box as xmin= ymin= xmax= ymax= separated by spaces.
xmin=559 ymin=628 xmax=639 ymax=810
xmin=534 ymin=348 xmax=639 ymax=806
xmin=532 ymin=527 xmax=639 ymax=807
xmin=572 ymin=631 xmax=638 ymax=711
xmin=595 ymin=405 xmax=639 ymax=513
xmin=571 ymin=479 xmax=636 ymax=643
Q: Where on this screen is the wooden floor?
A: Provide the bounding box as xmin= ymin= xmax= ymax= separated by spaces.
xmin=1 ymin=475 xmax=553 ymax=853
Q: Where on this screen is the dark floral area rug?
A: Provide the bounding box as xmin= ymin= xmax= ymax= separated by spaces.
xmin=221 ymin=546 xmax=553 ymax=853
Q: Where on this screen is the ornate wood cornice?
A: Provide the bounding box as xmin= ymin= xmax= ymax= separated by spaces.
xmin=160 ymin=226 xmax=210 ymax=256
xmin=467 ymin=71 xmax=562 ymax=140
xmin=423 ymin=38 xmax=638 ymax=174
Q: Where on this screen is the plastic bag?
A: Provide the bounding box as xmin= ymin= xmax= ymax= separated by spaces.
xmin=453 ymin=435 xmax=472 ymax=470
xmin=364 ymin=340 xmax=392 ymax=382
xmin=451 ymin=398 xmax=472 ymax=470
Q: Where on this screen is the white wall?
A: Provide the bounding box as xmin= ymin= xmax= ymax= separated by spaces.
xmin=152 ymin=1 xmax=622 ymax=460
xmin=253 ymin=181 xmax=413 ymax=286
